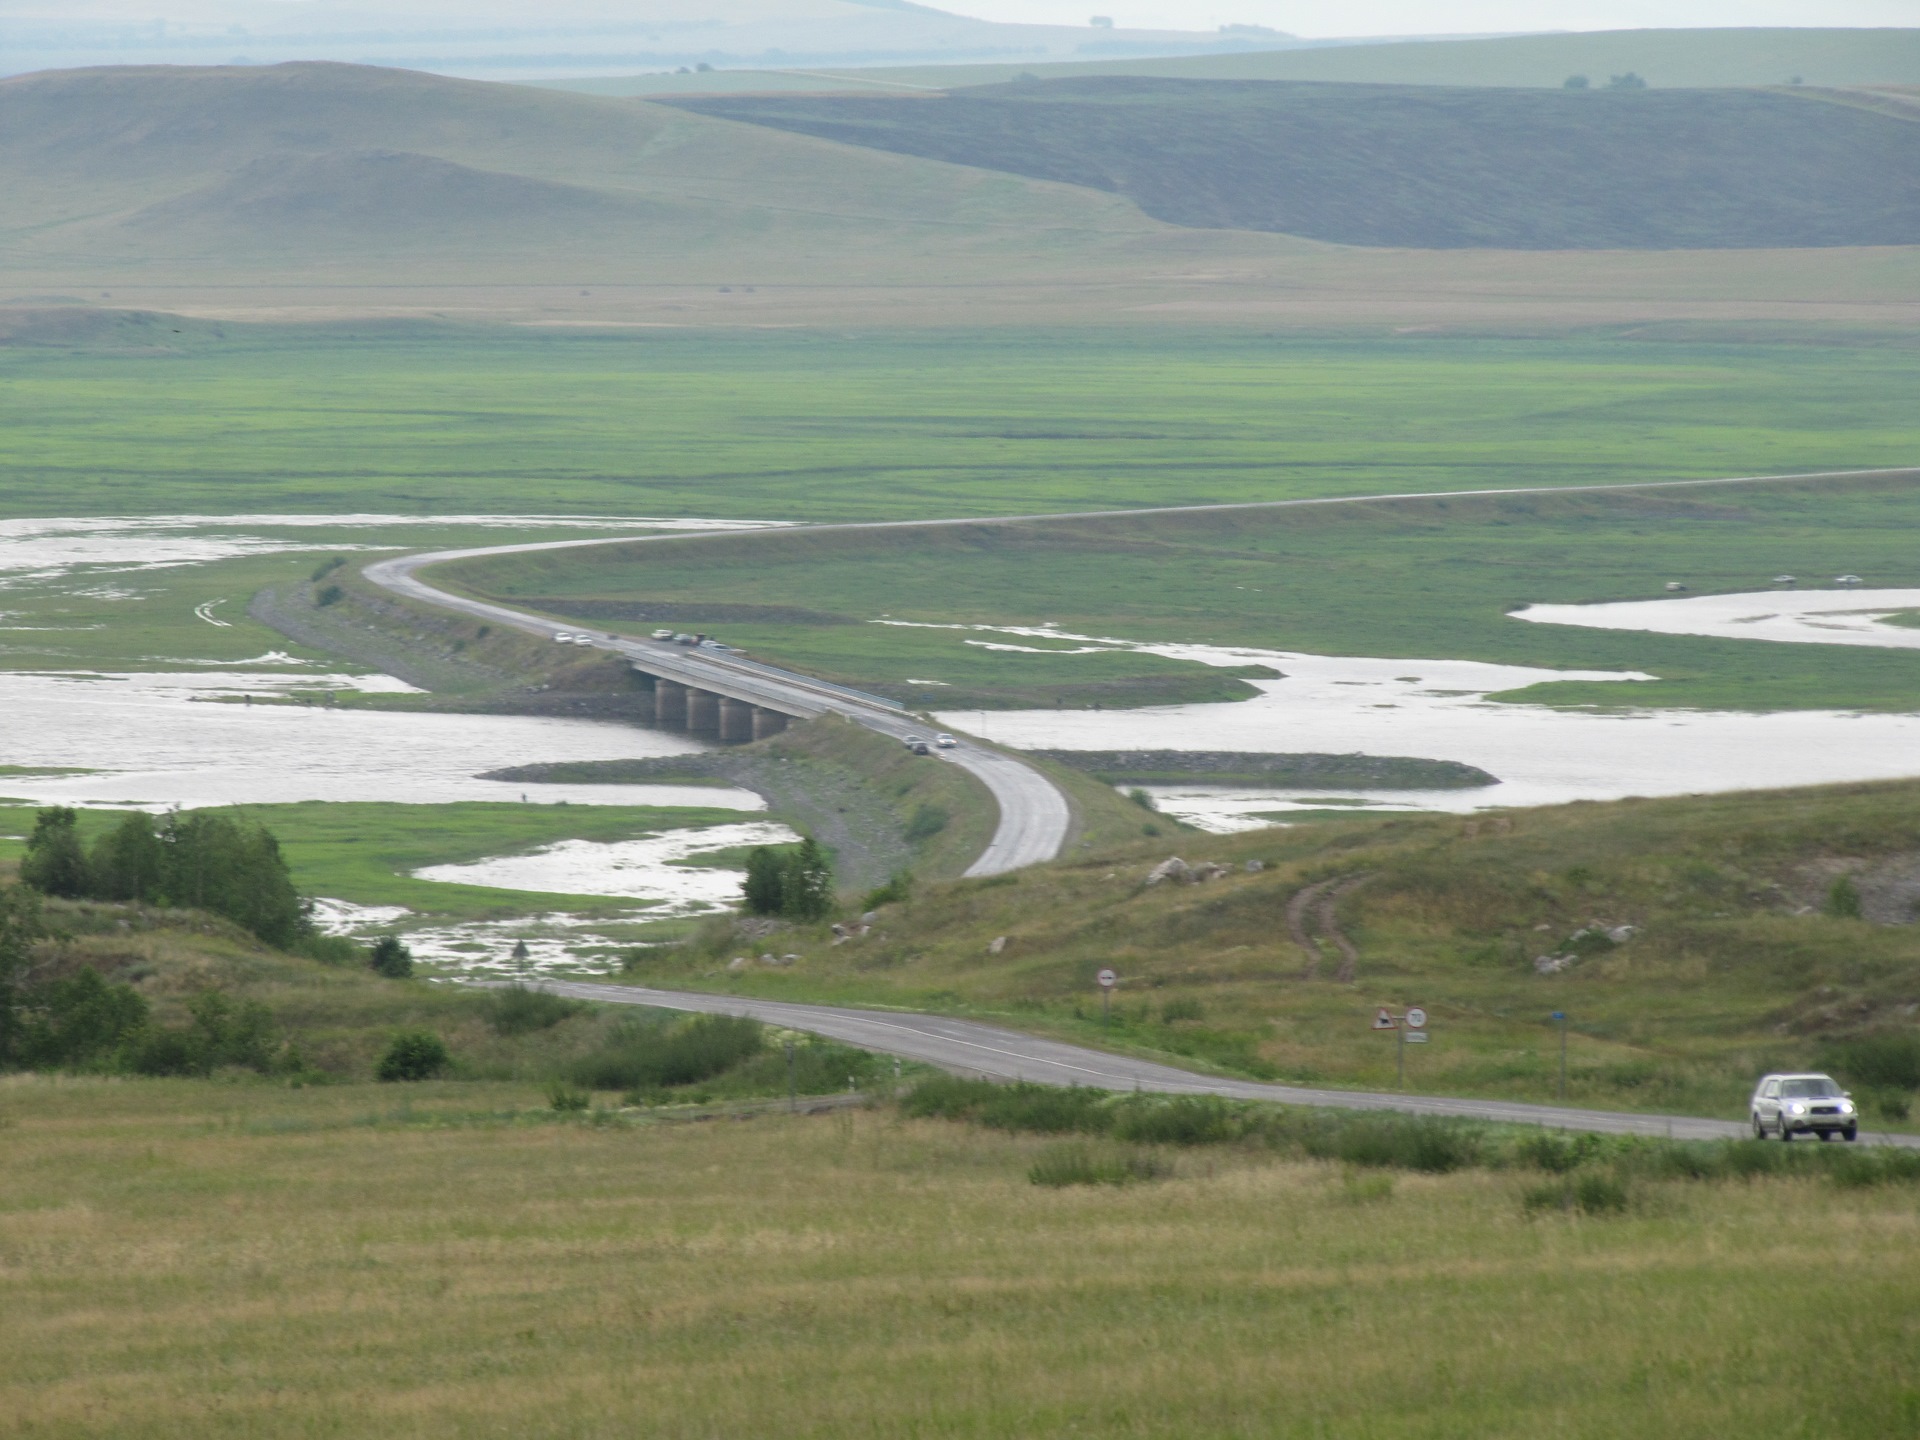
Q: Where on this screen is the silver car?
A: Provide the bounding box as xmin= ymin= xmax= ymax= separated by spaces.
xmin=1750 ymin=1073 xmax=1858 ymax=1142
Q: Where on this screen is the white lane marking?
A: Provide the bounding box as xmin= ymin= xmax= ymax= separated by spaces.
xmin=193 ymin=599 xmax=232 ymax=627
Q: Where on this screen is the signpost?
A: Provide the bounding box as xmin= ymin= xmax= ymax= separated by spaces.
xmin=1097 ymin=968 xmax=1118 ymax=1027
xmin=1551 ymin=1012 xmax=1568 ymax=1100
xmin=1373 ymin=1006 xmax=1429 ymax=1086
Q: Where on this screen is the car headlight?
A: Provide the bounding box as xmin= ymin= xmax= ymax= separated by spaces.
xmin=1787 ymin=1103 xmax=1806 ymax=1115
xmin=1839 ymin=1100 xmax=1855 ymax=1113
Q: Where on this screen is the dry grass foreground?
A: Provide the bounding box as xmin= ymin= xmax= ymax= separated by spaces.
xmin=1 ymin=1079 xmax=1916 ymax=1439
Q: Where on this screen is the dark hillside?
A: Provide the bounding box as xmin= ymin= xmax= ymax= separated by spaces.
xmin=676 ymin=77 xmax=1920 ymax=250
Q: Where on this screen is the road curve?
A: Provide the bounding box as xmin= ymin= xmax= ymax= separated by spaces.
xmin=363 ymin=463 xmax=1912 ymax=877
xmin=362 ymin=542 xmax=1071 ymax=876
xmin=520 ymin=980 xmax=1920 ymax=1150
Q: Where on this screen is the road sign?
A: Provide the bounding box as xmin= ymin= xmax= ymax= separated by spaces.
xmin=1373 ymin=1008 xmax=1397 ymax=1030
xmin=1405 ymin=1007 xmax=1427 ymax=1030
xmin=1550 ymin=1011 xmax=1565 ymax=1021
xmin=1404 ymin=1032 xmax=1429 ymax=1044
xmin=1097 ymin=968 xmax=1118 ymax=990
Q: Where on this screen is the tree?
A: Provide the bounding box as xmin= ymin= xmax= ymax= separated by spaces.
xmin=0 ymin=886 xmax=47 ymax=1066
xmin=1563 ymin=73 xmax=1590 ymax=89
xmin=377 ymin=1029 xmax=450 ymax=1081
xmin=159 ymin=811 xmax=310 ymax=948
xmin=742 ymin=846 xmax=787 ymax=916
xmin=1606 ymin=72 xmax=1647 ymax=90
xmin=20 ymin=808 xmax=90 ymax=899
xmin=368 ymin=935 xmax=414 ymax=978
xmin=89 ymin=812 xmax=166 ymax=903
xmin=783 ymin=836 xmax=835 ymax=921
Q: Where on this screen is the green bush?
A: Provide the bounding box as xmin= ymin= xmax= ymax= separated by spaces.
xmin=1112 ymin=1094 xmax=1238 ymax=1146
xmin=1825 ymin=875 xmax=1862 ymax=919
xmin=1297 ymin=1113 xmax=1481 ymax=1173
xmin=547 ymin=1083 xmax=592 ymax=1113
xmin=125 ymin=990 xmax=282 ymax=1077
xmin=569 ymin=1014 xmax=763 ymax=1093
xmin=1159 ymin=996 xmax=1204 ymax=1023
xmin=16 ymin=967 xmax=149 ymax=1070
xmin=315 ymin=584 xmax=345 ymax=607
xmin=1512 ymin=1130 xmax=1604 ymax=1173
xmin=368 ymin=936 xmax=414 ymax=979
xmin=377 ymin=1030 xmax=450 ymax=1082
xmin=861 ymin=871 xmax=914 ymax=910
xmin=310 ymin=556 xmax=347 ymax=582
xmin=1822 ymin=1031 xmax=1920 ymax=1092
xmin=904 ymin=804 xmax=949 ymax=843
xmin=485 ymin=985 xmax=584 ymax=1035
xmin=1828 ymin=1148 xmax=1920 ymax=1189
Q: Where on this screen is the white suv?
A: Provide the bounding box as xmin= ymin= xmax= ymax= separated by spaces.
xmin=1750 ymin=1073 xmax=1857 ymax=1142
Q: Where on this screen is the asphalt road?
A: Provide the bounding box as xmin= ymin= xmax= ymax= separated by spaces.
xmin=362 ymin=543 xmax=1071 ymax=875
xmin=524 ymin=980 xmax=1920 ymax=1150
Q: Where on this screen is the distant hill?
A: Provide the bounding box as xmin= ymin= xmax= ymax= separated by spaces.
xmin=0 ymin=62 xmax=1185 ymax=277
xmin=675 ymin=77 xmax=1920 ymax=250
xmin=0 ymin=0 xmax=1310 ymax=81
xmin=567 ymin=26 xmax=1920 ymax=96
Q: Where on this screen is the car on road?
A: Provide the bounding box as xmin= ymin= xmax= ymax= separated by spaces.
xmin=935 ymin=733 xmax=957 ymax=748
xmin=650 ymin=629 xmax=674 ymax=640
xmin=902 ymin=734 xmax=926 ymax=749
xmin=1750 ymin=1072 xmax=1857 ymax=1141
xmin=572 ymin=635 xmax=595 ymax=646
xmin=909 ymin=741 xmax=932 ymax=755
xmin=553 ymin=632 xmax=574 ymax=643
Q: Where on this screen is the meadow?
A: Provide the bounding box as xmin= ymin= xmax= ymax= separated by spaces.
xmin=452 ymin=469 xmax=1920 ymax=714
xmin=4 ymin=328 xmax=1918 ymax=523
xmin=2 ymin=1077 xmax=1916 ymax=1439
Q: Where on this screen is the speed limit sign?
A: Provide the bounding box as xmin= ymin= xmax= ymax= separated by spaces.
xmin=1405 ymin=1007 xmax=1427 ymax=1030
xmin=1097 ymin=968 xmax=1118 ymax=990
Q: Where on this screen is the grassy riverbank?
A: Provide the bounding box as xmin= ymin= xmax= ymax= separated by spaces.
xmin=2 ymin=1078 xmax=1915 ymax=1438
xmin=447 ymin=468 xmax=1920 ymax=714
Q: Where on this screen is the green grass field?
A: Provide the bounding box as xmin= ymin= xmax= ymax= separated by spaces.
xmin=5 ymin=329 xmax=1917 ymax=524
xmin=449 ymin=468 xmax=1920 ymax=714
xmin=3 ymin=1078 xmax=1916 ymax=1439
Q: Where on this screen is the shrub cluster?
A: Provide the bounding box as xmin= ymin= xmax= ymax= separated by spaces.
xmin=741 ymin=837 xmax=834 ymax=921
xmin=900 ymin=1077 xmax=1920 ymax=1201
xmin=20 ymin=807 xmax=311 ymax=949
xmin=0 ymin=892 xmax=289 ymax=1078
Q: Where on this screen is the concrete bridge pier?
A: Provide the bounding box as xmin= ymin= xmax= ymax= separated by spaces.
xmin=654 ymin=680 xmax=688 ymax=728
xmin=751 ymin=707 xmax=789 ymax=740
xmin=718 ymin=697 xmax=755 ymax=743
xmin=686 ymin=688 xmax=720 ymax=735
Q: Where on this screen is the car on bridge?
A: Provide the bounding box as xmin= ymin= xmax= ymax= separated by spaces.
xmin=1750 ymin=1073 xmax=1857 ymax=1141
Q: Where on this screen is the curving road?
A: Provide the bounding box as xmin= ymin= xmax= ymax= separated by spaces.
xmin=363 ymin=542 xmax=1071 ymax=876
xmin=513 ymin=980 xmax=1920 ymax=1150
xmin=365 ymin=463 xmax=1915 ymax=877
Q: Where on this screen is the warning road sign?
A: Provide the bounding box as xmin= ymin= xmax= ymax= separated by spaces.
xmin=1372 ymin=1008 xmax=1397 ymax=1030
xmin=1405 ymin=1007 xmax=1427 ymax=1030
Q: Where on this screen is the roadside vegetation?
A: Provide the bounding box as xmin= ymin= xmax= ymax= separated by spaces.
xmin=643 ymin=776 xmax=1920 ymax=1125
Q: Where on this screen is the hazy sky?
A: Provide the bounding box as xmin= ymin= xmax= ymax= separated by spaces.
xmin=948 ymin=1 xmax=1918 ymax=36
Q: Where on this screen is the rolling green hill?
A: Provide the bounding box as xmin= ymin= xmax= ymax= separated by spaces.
xmin=677 ymin=77 xmax=1920 ymax=250
xmin=0 ymin=61 xmax=1196 ymax=280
